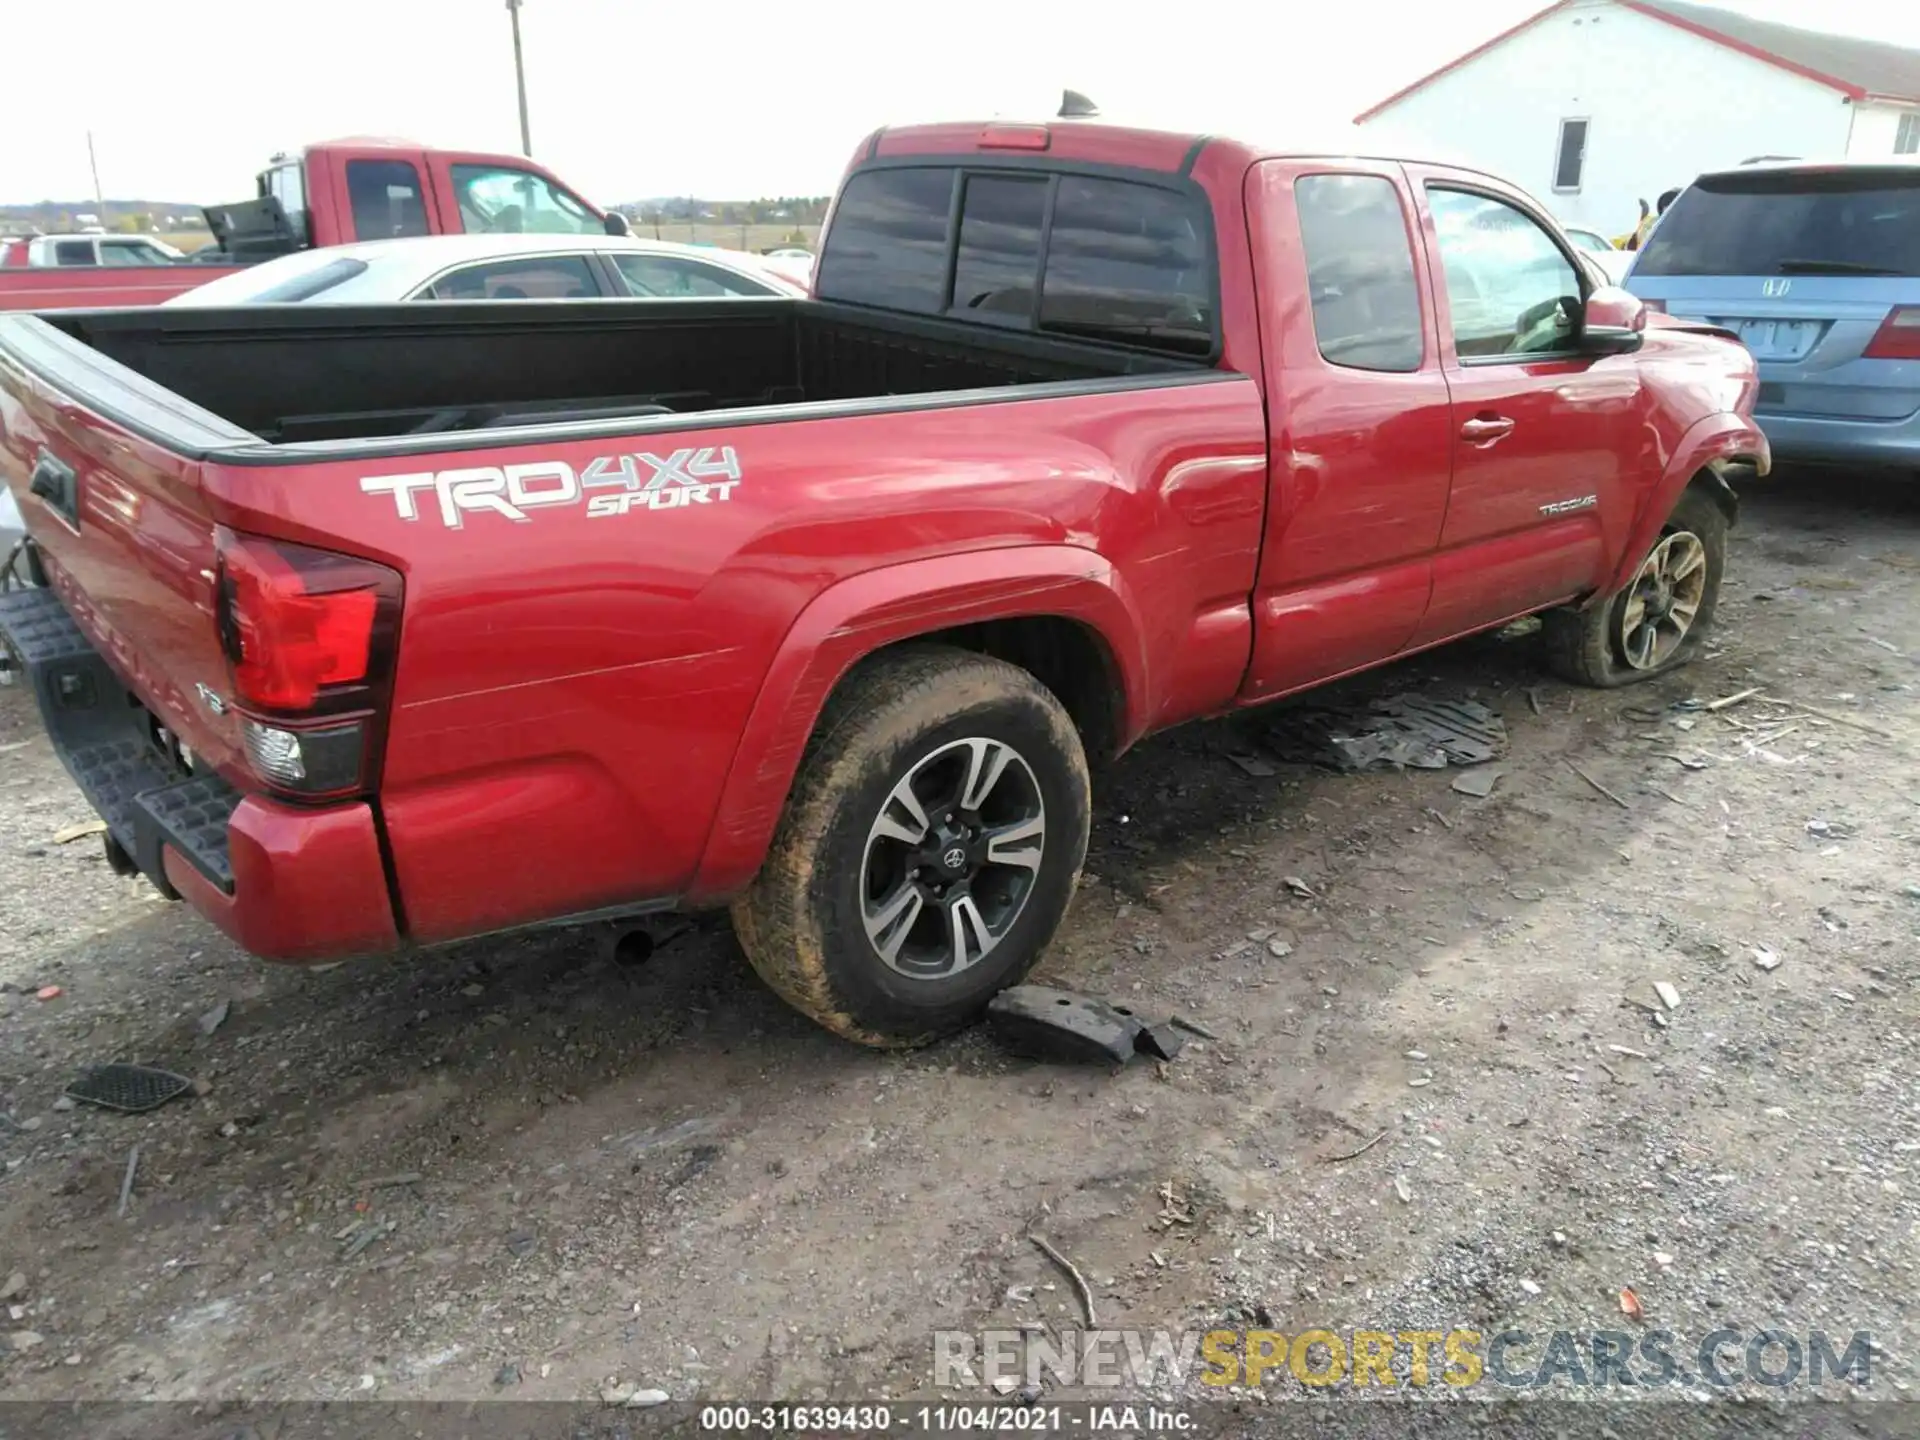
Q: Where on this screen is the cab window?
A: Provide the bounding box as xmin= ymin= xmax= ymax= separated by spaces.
xmin=98 ymin=239 xmax=172 ymax=266
xmin=53 ymin=239 xmax=97 ymax=266
xmin=1294 ymin=173 xmax=1424 ymax=372
xmin=265 ymin=162 xmax=311 ymax=246
xmin=1426 ymin=188 xmax=1582 ymax=359
xmin=817 ymin=166 xmax=1215 ymax=358
xmin=347 ymin=159 xmax=430 ymax=241
xmin=450 ymin=166 xmax=600 ymax=236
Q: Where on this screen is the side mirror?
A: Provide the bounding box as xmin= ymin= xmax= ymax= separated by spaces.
xmin=1581 ymin=285 xmax=1647 ymax=355
xmin=604 ymin=211 xmax=632 ymax=238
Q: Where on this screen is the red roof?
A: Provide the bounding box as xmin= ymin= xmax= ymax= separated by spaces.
xmin=1354 ymin=0 xmax=1920 ymax=124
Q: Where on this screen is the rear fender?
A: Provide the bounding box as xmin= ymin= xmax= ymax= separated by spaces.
xmin=1597 ymin=411 xmax=1770 ymax=600
xmin=686 ymin=546 xmax=1146 ymax=903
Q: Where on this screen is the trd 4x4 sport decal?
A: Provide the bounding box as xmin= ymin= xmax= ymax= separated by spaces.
xmin=360 ymin=446 xmax=742 ymax=529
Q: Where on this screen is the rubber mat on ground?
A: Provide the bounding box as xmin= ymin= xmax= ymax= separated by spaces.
xmin=1261 ymin=694 xmax=1507 ymax=772
xmin=65 ymin=1063 xmax=193 ymax=1114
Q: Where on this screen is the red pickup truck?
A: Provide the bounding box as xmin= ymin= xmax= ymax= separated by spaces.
xmin=0 ymin=138 xmax=622 ymax=312
xmin=0 ymin=119 xmax=1767 ymax=1047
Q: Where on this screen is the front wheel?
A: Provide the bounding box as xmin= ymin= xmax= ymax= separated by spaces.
xmin=731 ymin=646 xmax=1091 ymax=1048
xmin=1543 ymin=486 xmax=1727 ymax=688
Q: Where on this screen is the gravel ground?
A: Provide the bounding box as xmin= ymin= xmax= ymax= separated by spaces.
xmin=0 ymin=468 xmax=1914 ymax=1417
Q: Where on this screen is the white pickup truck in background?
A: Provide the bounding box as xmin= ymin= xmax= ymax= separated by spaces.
xmin=1 ymin=234 xmax=188 ymax=268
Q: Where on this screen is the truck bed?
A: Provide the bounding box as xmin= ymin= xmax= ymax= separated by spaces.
xmin=17 ymin=299 xmax=1201 ymax=454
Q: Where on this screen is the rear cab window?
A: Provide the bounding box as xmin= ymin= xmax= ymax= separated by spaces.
xmin=1293 ymin=173 xmax=1424 ymax=372
xmin=1635 ymin=167 xmax=1920 ymax=278
xmin=817 ymin=164 xmax=1216 ymax=358
xmin=347 ymin=159 xmax=430 ymax=242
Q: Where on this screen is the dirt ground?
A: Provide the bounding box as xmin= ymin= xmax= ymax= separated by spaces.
xmin=0 ymin=469 xmax=1915 ymax=1412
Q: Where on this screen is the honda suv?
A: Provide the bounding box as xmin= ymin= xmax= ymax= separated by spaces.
xmin=1627 ymin=160 xmax=1920 ymax=469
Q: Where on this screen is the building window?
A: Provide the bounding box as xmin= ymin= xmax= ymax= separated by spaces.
xmin=1897 ymin=113 xmax=1920 ymax=155
xmin=1554 ymin=118 xmax=1589 ymax=191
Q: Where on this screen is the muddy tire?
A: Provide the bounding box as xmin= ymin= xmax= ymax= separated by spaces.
xmin=1544 ymin=486 xmax=1727 ymax=688
xmin=731 ymin=645 xmax=1091 ymax=1048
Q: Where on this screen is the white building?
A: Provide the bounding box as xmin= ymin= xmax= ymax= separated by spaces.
xmin=1354 ymin=0 xmax=1920 ymax=235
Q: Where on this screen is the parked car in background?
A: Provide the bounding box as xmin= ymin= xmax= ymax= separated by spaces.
xmin=0 ymin=118 xmax=1764 ymax=1048
xmin=0 ymin=138 xmax=624 ymax=312
xmin=761 ymin=246 xmax=816 ymax=288
xmin=1565 ymin=225 xmax=1632 ymax=283
xmin=2 ymin=234 xmax=185 ymax=268
xmin=163 ymin=233 xmax=805 ymax=306
xmin=1627 ymin=160 xmax=1920 ymax=468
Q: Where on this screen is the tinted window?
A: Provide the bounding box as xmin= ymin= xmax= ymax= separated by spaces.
xmin=53 ymin=239 xmax=96 ymax=266
xmin=1427 ymin=188 xmax=1581 ymax=359
xmin=612 ymin=254 xmax=774 ymax=297
xmin=1635 ymin=169 xmax=1920 ymax=278
xmin=816 ymin=167 xmax=954 ymax=314
xmin=950 ymin=174 xmax=1047 ymax=323
xmin=451 ymin=165 xmax=601 ymax=237
xmin=1294 ymin=174 xmax=1423 ymax=372
xmin=1039 ymin=176 xmax=1212 ymax=355
xmin=346 ymin=159 xmax=430 ymax=241
xmin=422 ymin=255 xmax=600 ymax=300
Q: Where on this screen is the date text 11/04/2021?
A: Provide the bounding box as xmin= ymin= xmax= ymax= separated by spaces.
xmin=699 ymin=1405 xmax=1192 ymax=1432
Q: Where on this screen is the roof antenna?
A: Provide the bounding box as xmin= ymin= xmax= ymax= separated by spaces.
xmin=1059 ymin=89 xmax=1100 ymax=119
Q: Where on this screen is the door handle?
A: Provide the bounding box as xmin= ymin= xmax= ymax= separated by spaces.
xmin=1460 ymin=415 xmax=1515 ymax=444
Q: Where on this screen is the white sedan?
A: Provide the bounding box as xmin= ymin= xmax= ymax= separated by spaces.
xmin=1564 ymin=226 xmax=1632 ymax=284
xmin=164 ymin=233 xmax=805 ymax=306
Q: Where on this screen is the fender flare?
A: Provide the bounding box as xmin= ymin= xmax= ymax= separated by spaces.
xmin=686 ymin=546 xmax=1149 ymax=903
xmin=1598 ymin=411 xmax=1770 ymax=600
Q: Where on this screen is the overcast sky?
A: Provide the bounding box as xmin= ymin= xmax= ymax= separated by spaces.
xmin=2 ymin=0 xmax=1912 ymax=205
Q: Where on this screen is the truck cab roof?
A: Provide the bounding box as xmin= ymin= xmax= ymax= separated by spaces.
xmin=864 ymin=118 xmax=1498 ymax=183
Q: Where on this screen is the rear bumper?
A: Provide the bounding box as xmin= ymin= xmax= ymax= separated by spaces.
xmin=0 ymin=583 xmax=399 ymax=963
xmin=1757 ymin=410 xmax=1920 ymax=469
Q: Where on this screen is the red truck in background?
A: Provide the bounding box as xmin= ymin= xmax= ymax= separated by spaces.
xmin=0 ymin=138 xmax=624 ymax=311
xmin=0 ymin=118 xmax=1768 ymax=1047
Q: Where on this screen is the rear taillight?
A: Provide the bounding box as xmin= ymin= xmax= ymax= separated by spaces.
xmin=1864 ymin=306 xmax=1920 ymax=360
xmin=213 ymin=528 xmax=401 ymax=798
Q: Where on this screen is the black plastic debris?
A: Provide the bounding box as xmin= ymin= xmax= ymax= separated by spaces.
xmin=987 ymin=985 xmax=1145 ymax=1065
xmin=65 ymin=1063 xmax=193 ymax=1114
xmin=1262 ymin=694 xmax=1507 ymax=773
xmin=1134 ymin=1022 xmax=1187 ymax=1062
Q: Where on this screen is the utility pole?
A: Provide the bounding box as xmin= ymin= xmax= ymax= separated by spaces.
xmin=505 ymin=0 xmax=532 ymax=156
xmin=86 ymin=131 xmax=105 ymax=211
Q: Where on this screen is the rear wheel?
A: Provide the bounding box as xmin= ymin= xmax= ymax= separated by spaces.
xmin=731 ymin=646 xmax=1090 ymax=1048
xmin=1544 ymin=486 xmax=1726 ymax=688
